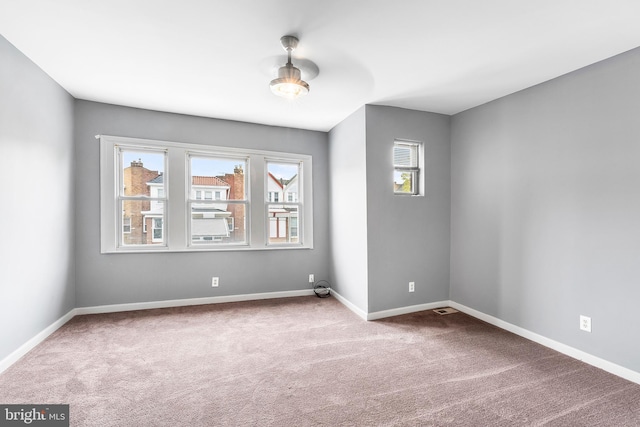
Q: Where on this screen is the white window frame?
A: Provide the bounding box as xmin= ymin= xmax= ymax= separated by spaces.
xmin=265 ymin=160 xmax=304 ymax=247
xmin=99 ymin=135 xmax=313 ymax=253
xmin=393 ymin=139 xmax=423 ymax=196
xmin=112 ymin=145 xmax=168 ymax=250
xmin=186 ymin=152 xmax=248 ymax=248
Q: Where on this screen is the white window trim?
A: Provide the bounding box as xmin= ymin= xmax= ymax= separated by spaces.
xmin=99 ymin=135 xmax=313 ymax=253
xmin=393 ymin=139 xmax=424 ymax=196
xmin=186 ymin=151 xmax=249 ymax=248
xmin=265 ymin=159 xmax=305 ymax=247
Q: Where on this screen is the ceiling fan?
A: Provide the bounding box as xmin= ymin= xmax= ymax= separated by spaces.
xmin=269 ymin=35 xmax=319 ymax=99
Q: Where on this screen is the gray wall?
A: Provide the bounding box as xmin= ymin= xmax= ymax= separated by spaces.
xmin=74 ymin=101 xmax=329 ymax=307
xmin=451 ymin=47 xmax=640 ymax=372
xmin=327 ymin=105 xmax=451 ymax=314
xmin=0 ymin=35 xmax=75 ymax=361
xmin=365 ymin=106 xmax=451 ymax=312
xmin=328 ymin=106 xmax=369 ymax=312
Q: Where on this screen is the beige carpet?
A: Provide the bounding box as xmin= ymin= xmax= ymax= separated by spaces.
xmin=1 ymin=296 xmax=639 ymax=426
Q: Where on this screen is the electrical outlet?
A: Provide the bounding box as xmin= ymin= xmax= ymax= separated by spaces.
xmin=309 ymin=274 xmax=315 ymax=283
xmin=212 ymin=277 xmax=219 ymax=287
xmin=580 ymin=315 xmax=591 ymax=332
xmin=409 ymin=281 xmax=415 ymax=292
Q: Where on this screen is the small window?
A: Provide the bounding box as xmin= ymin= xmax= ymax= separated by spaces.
xmin=152 ymin=217 xmax=163 ymax=242
xmin=393 ymin=141 xmax=420 ymax=195
xmin=123 ymin=216 xmax=131 ymax=234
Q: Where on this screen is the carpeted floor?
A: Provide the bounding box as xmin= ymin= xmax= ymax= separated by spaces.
xmin=1 ymin=296 xmax=639 ymax=426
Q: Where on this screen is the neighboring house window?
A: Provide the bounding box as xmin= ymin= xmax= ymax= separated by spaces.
xmin=99 ymin=135 xmax=313 ymax=252
xmin=266 ymin=162 xmax=301 ymax=245
xmin=152 ymin=218 xmax=163 ymax=242
xmin=123 ymin=216 xmax=131 ymax=234
xmin=393 ymin=140 xmax=421 ymax=195
xmin=290 ymin=216 xmax=298 ymax=238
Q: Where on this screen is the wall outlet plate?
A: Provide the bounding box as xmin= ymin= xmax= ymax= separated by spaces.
xmin=580 ymin=315 xmax=591 ymax=332
xmin=309 ymin=274 xmax=314 ymax=283
xmin=409 ymin=281 xmax=415 ymax=292
xmin=212 ymin=277 xmax=219 ymax=287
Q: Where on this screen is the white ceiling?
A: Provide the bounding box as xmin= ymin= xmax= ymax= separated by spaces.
xmin=2 ymin=0 xmax=640 ymax=132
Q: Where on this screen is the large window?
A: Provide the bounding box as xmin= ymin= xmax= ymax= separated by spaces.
xmin=393 ymin=140 xmax=422 ymax=195
xmin=100 ymin=135 xmax=313 ymax=253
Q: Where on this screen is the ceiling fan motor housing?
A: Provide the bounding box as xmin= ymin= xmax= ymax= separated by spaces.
xmin=280 ymin=35 xmax=299 ymax=52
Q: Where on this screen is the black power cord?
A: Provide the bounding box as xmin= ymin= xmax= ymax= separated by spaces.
xmin=313 ymin=280 xmax=331 ymax=298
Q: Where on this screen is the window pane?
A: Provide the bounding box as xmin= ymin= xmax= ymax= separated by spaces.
xmin=267 ymin=162 xmax=301 ymax=245
xmin=393 ymin=143 xmax=417 ymax=167
xmin=122 ymin=151 xmax=165 ymax=196
xmin=267 ymin=162 xmax=299 ymax=203
xmin=120 ymin=200 xmax=165 ymax=246
xmin=191 ymin=204 xmax=246 ymax=244
xmin=267 ymin=205 xmax=299 ymax=244
xmin=394 ymin=171 xmax=416 ymax=194
xmin=190 ymin=157 xmax=246 ymax=201
xmin=189 ymin=156 xmax=247 ymax=245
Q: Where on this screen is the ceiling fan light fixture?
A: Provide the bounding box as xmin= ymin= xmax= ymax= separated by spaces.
xmin=270 ymin=64 xmax=309 ymax=98
xmin=270 ymin=35 xmax=310 ymax=99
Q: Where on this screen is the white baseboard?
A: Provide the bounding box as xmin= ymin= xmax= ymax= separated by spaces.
xmin=329 ymin=290 xmax=449 ymax=321
xmin=0 ymin=309 xmax=76 ymax=375
xmin=0 ymin=289 xmax=314 ymax=373
xmin=74 ymin=289 xmax=315 ymax=315
xmin=449 ymin=301 xmax=640 ymax=385
xmin=366 ymin=300 xmax=450 ymax=321
xmin=329 ymin=293 xmax=640 ymax=385
xmin=329 ymin=289 xmax=368 ymax=320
